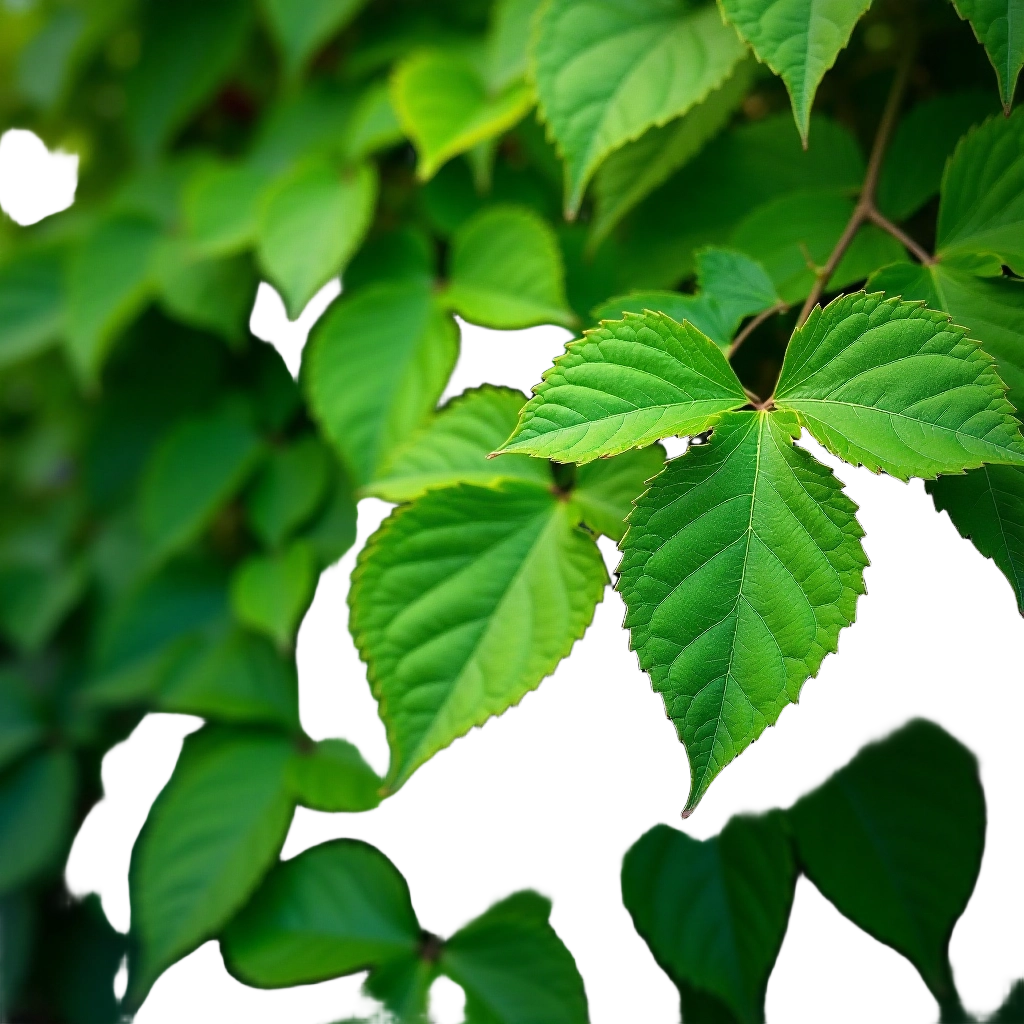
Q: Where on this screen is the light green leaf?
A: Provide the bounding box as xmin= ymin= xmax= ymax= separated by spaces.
xmin=304 ymin=280 xmax=459 ymax=486
xmin=366 ymin=385 xmax=552 ymax=503
xmin=0 ymin=248 xmax=64 ymax=371
xmin=221 ymin=839 xmax=420 ymax=988
xmin=937 ymin=107 xmax=1024 ymax=273
xmin=345 ymin=81 xmax=405 ymax=161
xmin=288 ymin=739 xmax=382 ymax=812
xmin=498 ymin=310 xmax=748 ymax=463
xmin=127 ymin=727 xmax=294 ymax=1004
xmin=246 ymin=436 xmax=333 ymax=549
xmin=229 ymin=541 xmax=318 ymax=649
xmin=788 ymin=720 xmax=983 ymax=1011
xmin=573 ymin=446 xmax=666 ymax=541
xmin=350 ymin=481 xmax=607 ymax=791
xmin=445 ymin=205 xmax=574 ymax=329
xmin=258 ymin=159 xmax=377 ymax=319
xmin=488 ymin=0 xmax=543 ymax=91
xmin=621 ymin=814 xmax=796 ymax=1023
xmin=65 ymin=216 xmax=160 ymax=381
xmin=391 ymin=50 xmax=534 ymax=181
xmin=440 ymin=891 xmax=589 ymax=1024
xmin=184 ymin=162 xmax=273 ymax=257
xmin=774 ymin=290 xmax=1024 ymax=479
xmin=261 ymin=0 xmax=367 ymax=78
xmin=618 ymin=410 xmax=867 ymax=812
xmin=0 ymin=749 xmax=76 ymax=892
xmin=139 ymin=403 xmax=263 ymax=563
xmin=534 ymin=0 xmax=747 ymax=215
xmin=928 ymin=464 xmax=1024 ymax=614
xmin=590 ymin=58 xmax=756 ymax=247
xmin=951 ymin=0 xmax=1024 ymax=111
xmin=719 ymin=0 xmax=871 ymax=142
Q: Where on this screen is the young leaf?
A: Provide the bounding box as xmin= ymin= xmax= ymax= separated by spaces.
xmin=221 ymin=839 xmax=421 ymax=988
xmin=497 ymin=310 xmax=748 ymax=463
xmin=951 ymin=0 xmax=1024 ymax=111
xmin=533 ymin=0 xmax=747 ymax=216
xmin=229 ymin=541 xmax=318 ymax=649
xmin=927 ymin=464 xmax=1024 ymax=614
xmin=184 ymin=162 xmax=273 ymax=257
xmin=444 ymin=205 xmax=575 ymax=329
xmin=774 ymin=291 xmax=1024 ymax=479
xmin=621 ymin=814 xmax=796 ymax=1023
xmin=937 ymin=107 xmax=1024 ymax=273
xmin=618 ymin=411 xmax=867 ymax=813
xmin=787 ymin=719 xmax=984 ymax=1011
xmin=261 ymin=0 xmax=367 ymax=78
xmin=257 ymin=160 xmax=377 ymax=319
xmin=365 ymin=385 xmax=552 ymax=503
xmin=288 ymin=739 xmax=382 ymax=812
xmin=391 ymin=50 xmax=534 ymax=181
xmin=127 ymin=727 xmax=295 ymax=1004
xmin=304 ymin=280 xmax=459 ymax=486
xmin=0 ymin=248 xmax=64 ymax=371
xmin=349 ymin=481 xmax=607 ymax=791
xmin=719 ymin=0 xmax=871 ymax=142
xmin=573 ymin=445 xmax=666 ymax=541
xmin=440 ymin=891 xmax=589 ymax=1024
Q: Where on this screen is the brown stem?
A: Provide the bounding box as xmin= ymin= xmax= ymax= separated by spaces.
xmin=727 ymin=300 xmax=788 ymax=360
xmin=866 ymin=207 xmax=935 ymax=265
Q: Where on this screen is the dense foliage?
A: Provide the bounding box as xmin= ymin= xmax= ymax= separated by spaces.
xmin=2 ymin=0 xmax=1024 ymax=1020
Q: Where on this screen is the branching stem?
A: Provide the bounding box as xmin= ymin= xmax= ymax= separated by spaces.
xmin=727 ymin=301 xmax=788 ymax=360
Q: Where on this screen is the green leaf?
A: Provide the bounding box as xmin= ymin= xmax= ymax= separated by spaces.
xmin=719 ymin=0 xmax=871 ymax=142
xmin=0 ymin=248 xmax=64 ymax=371
xmin=258 ymin=160 xmax=377 ymax=319
xmin=787 ymin=719 xmax=984 ymax=1010
xmin=618 ymin=411 xmax=867 ymax=812
xmin=589 ymin=59 xmax=757 ymax=247
xmin=0 ymin=672 xmax=42 ymax=772
xmin=300 ymin=467 xmax=360 ymax=569
xmin=774 ymin=290 xmax=1024 ymax=479
xmin=0 ymin=749 xmax=76 ymax=892
xmin=288 ymin=739 xmax=382 ymax=812
xmin=951 ymin=0 xmax=1024 ymax=111
xmin=0 ymin=557 xmax=87 ymax=654
xmin=991 ymin=980 xmax=1024 ymax=1022
xmin=391 ymin=49 xmax=534 ymax=181
xmin=304 ymin=279 xmax=459 ymax=486
xmin=139 ymin=402 xmax=263 ymax=563
xmin=221 ymin=838 xmax=421 ymax=988
xmin=159 ymin=629 xmax=300 ymax=728
xmin=349 ymin=481 xmax=607 ymax=791
xmin=729 ymin=190 xmax=905 ymax=304
xmin=184 ymin=162 xmax=272 ymax=257
xmin=621 ymin=814 xmax=796 ymax=1023
xmin=498 ymin=310 xmax=748 ymax=463
xmin=229 ymin=541 xmax=318 ymax=649
xmin=65 ymin=216 xmax=160 ymax=381
xmin=444 ymin=205 xmax=574 ymax=329
xmin=591 ymin=291 xmax=731 ymax=345
xmin=365 ymin=385 xmax=552 ymax=503
xmin=128 ymin=727 xmax=294 ymax=1004
xmin=246 ymin=436 xmax=333 ymax=549
xmin=927 ymin=464 xmax=1024 ymax=613
xmin=534 ymin=0 xmax=747 ymax=216
xmin=937 ymin=107 xmax=1024 ymax=273
xmin=573 ymin=446 xmax=666 ymax=541
xmin=345 ymin=81 xmax=405 ymax=162
xmin=261 ymin=0 xmax=367 ymax=78
xmin=440 ymin=891 xmax=589 ymax=1024
xmin=488 ymin=0 xmax=543 ymax=92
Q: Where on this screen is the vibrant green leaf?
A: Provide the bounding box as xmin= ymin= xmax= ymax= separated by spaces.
xmin=304 ymin=279 xmax=459 ymax=486
xmin=498 ymin=310 xmax=748 ymax=463
xmin=573 ymin=445 xmax=666 ymax=541
xmin=139 ymin=403 xmax=263 ymax=563
xmin=937 ymin=107 xmax=1024 ymax=273
xmin=229 ymin=541 xmax=318 ymax=649
xmin=787 ymin=719 xmax=984 ymax=1010
xmin=951 ymin=0 xmax=1024 ymax=111
xmin=719 ymin=0 xmax=871 ymax=142
xmin=261 ymin=0 xmax=367 ymax=78
xmin=618 ymin=411 xmax=867 ymax=812
xmin=184 ymin=162 xmax=273 ymax=257
xmin=928 ymin=464 xmax=1024 ymax=613
xmin=345 ymin=81 xmax=405 ymax=161
xmin=487 ymin=0 xmax=543 ymax=92
xmin=621 ymin=814 xmax=796 ymax=1023
xmin=127 ymin=727 xmax=294 ymax=1004
xmin=0 ymin=749 xmax=76 ymax=892
xmin=774 ymin=291 xmax=1024 ymax=479
xmin=366 ymin=385 xmax=552 ymax=503
xmin=349 ymin=481 xmax=607 ymax=791
xmin=258 ymin=159 xmax=377 ymax=319
xmin=591 ymin=291 xmax=731 ymax=345
xmin=221 ymin=839 xmax=420 ymax=988
xmin=0 ymin=248 xmax=64 ymax=371
xmin=288 ymin=739 xmax=382 ymax=812
xmin=0 ymin=673 xmax=42 ymax=772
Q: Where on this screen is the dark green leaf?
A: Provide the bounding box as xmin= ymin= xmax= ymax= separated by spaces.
xmin=344 ymin=226 xmax=434 ymax=293
xmin=183 ymin=162 xmax=273 ymax=257
xmin=991 ymin=980 xmax=1024 ymax=1022
xmin=229 ymin=541 xmax=318 ymax=648
xmin=0 ymin=556 xmax=87 ymax=654
xmin=951 ymin=0 xmax=1024 ymax=111
xmin=261 ymin=0 xmax=367 ymax=78
xmin=0 ymin=672 xmax=42 ymax=772
xmin=0 ymin=248 xmax=64 ymax=371
xmin=573 ymin=445 xmax=666 ymax=541
xmin=288 ymin=739 xmax=382 ymax=812
xmin=300 ymin=466 xmax=359 ymax=569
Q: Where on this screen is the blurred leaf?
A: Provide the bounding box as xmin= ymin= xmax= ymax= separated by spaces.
xmin=0 ymin=556 xmax=87 ymax=654
xmin=991 ymin=980 xmax=1024 ymax=1022
xmin=261 ymin=0 xmax=368 ymax=78
xmin=345 ymin=81 xmax=405 ymax=161
xmin=343 ymin=226 xmax=434 ymax=293
xmin=184 ymin=163 xmax=273 ymax=258
xmin=250 ymin=83 xmax=357 ymax=172
xmin=0 ymin=889 xmax=34 ymax=1012
xmin=487 ymin=0 xmax=543 ymax=91
xmin=229 ymin=541 xmax=318 ymax=649
xmin=300 ymin=466 xmax=359 ymax=569
xmin=0 ymin=673 xmax=42 ymax=772
xmin=951 ymin=0 xmax=1024 ymax=110
xmin=288 ymin=739 xmax=382 ymax=812
xmin=221 ymin=839 xmax=421 ymax=987
xmin=0 ymin=248 xmax=64 ymax=371
xmin=573 ymin=445 xmax=666 ymax=541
